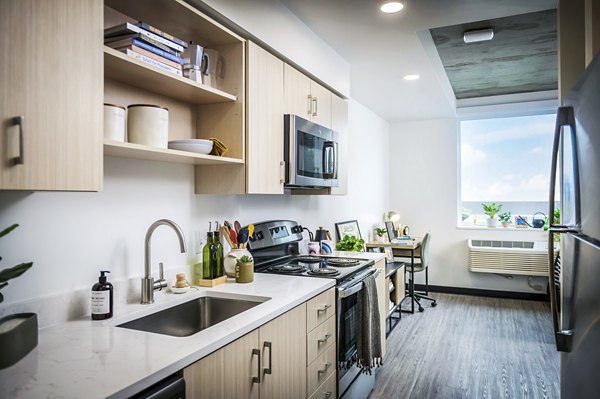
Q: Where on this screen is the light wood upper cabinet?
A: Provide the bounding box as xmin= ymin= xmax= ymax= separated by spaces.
xmin=246 ymin=41 xmax=285 ymax=194
xmin=259 ymin=303 xmax=307 ymax=399
xmin=184 ymin=329 xmax=260 ymax=399
xmin=284 ymin=63 xmax=312 ymax=120
xmin=0 ymin=0 xmax=103 ymax=191
xmin=330 ymin=94 xmax=349 ymax=196
xmin=309 ymin=81 xmax=332 ymax=129
xmin=283 ymin=64 xmax=332 ymax=129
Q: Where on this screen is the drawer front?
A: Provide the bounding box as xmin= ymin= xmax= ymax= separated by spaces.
xmin=307 ymin=315 xmax=336 ymax=364
xmin=307 ymin=288 xmax=335 ymax=332
xmin=308 ymin=372 xmax=337 ymax=399
xmin=307 ymin=341 xmax=336 ymax=394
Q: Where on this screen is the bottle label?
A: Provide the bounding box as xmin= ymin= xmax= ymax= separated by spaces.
xmin=91 ymin=291 xmax=109 ymax=314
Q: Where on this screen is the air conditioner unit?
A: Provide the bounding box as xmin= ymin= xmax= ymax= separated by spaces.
xmin=468 ymin=239 xmax=556 ymax=276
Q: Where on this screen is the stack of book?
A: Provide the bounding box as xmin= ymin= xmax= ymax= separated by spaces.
xmin=104 ymin=22 xmax=187 ymax=76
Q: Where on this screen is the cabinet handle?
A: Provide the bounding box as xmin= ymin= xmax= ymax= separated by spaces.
xmin=318 ymin=361 xmax=332 ymax=374
xmin=252 ymin=348 xmax=261 ymax=383
xmin=263 ymin=341 xmax=272 ymax=375
xmin=312 ymin=97 xmax=318 ymax=117
xmin=279 ymin=161 xmax=286 ymax=184
xmin=307 ymin=95 xmax=312 ymax=115
xmin=12 ymin=116 xmax=24 ymax=165
xmin=318 ymin=333 xmax=332 ymax=344
xmin=317 ymin=304 xmax=331 ymax=313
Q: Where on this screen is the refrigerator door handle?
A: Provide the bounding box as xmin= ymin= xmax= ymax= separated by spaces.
xmin=548 ymin=106 xmax=577 ymax=352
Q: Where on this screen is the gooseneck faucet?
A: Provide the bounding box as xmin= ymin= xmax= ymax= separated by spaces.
xmin=141 ymin=219 xmax=187 ymax=304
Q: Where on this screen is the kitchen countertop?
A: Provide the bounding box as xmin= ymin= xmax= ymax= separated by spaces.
xmin=0 ymin=274 xmax=334 ymax=399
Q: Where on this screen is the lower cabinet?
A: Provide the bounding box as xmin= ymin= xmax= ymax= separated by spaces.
xmin=184 ymin=302 xmax=308 ymax=399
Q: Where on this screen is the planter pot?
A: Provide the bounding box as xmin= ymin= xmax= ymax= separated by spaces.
xmin=0 ymin=313 xmax=38 ymax=369
xmin=374 ymin=235 xmax=386 ymax=243
xmin=501 ymin=221 xmax=510 ymax=228
xmin=224 ymin=248 xmax=252 ymax=277
xmin=486 ymin=218 xmax=498 ymax=227
xmin=235 ymin=262 xmax=254 ymax=283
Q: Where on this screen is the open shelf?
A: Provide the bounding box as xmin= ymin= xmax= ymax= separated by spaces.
xmin=104 ymin=46 xmax=237 ymax=104
xmin=104 ymin=140 xmax=244 ymax=165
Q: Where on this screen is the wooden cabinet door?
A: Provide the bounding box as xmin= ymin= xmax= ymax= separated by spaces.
xmin=246 ymin=41 xmax=284 ymax=194
xmin=330 ymin=94 xmax=348 ymax=195
xmin=0 ymin=0 xmax=103 ymax=191
xmin=284 ymin=64 xmax=312 ymax=120
xmin=184 ymin=329 xmax=260 ymax=399
xmin=259 ymin=303 xmax=307 ymax=399
xmin=309 ymin=81 xmax=332 ymax=129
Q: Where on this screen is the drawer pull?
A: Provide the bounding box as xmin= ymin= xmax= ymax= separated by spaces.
xmin=12 ymin=116 xmax=24 ymax=165
xmin=318 ymin=333 xmax=332 ymax=344
xmin=263 ymin=341 xmax=272 ymax=375
xmin=252 ymin=348 xmax=261 ymax=384
xmin=317 ymin=304 xmax=332 ymax=313
xmin=318 ymin=361 xmax=332 ymax=374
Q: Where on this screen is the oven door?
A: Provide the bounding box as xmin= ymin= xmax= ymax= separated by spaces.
xmin=337 ymin=269 xmax=378 ymax=398
xmin=285 ymin=114 xmax=338 ymax=188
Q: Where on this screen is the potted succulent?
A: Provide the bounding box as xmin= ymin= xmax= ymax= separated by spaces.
xmin=335 ymin=235 xmax=365 ymax=252
xmin=498 ymin=212 xmax=512 ymax=228
xmin=373 ymin=227 xmax=387 ymax=243
xmin=0 ymin=224 xmax=35 ymax=369
xmin=235 ymin=255 xmax=254 ymax=283
xmin=482 ymin=203 xmax=502 ymax=227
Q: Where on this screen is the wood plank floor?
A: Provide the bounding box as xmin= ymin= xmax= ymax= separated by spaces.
xmin=370 ymin=293 xmax=559 ymax=399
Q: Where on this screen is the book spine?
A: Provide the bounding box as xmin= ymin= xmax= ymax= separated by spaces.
xmin=136 ymin=35 xmax=181 ymax=57
xmin=138 ymin=22 xmax=188 ymax=48
xmin=136 ymin=25 xmax=184 ymax=52
xmin=129 ymin=45 xmax=182 ymax=69
xmin=132 ymin=38 xmax=183 ymax=64
xmin=125 ymin=49 xmax=182 ymax=76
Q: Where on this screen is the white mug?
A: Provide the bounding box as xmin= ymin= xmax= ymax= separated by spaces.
xmin=308 ymin=242 xmax=320 ymax=255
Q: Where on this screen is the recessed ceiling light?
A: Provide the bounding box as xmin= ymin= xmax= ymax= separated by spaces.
xmin=463 ymin=28 xmax=494 ymax=43
xmin=403 ymin=74 xmax=420 ymax=81
xmin=380 ymin=1 xmax=404 ymax=13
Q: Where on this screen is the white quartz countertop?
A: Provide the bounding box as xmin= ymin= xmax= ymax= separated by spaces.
xmin=0 ymin=274 xmax=334 ymax=399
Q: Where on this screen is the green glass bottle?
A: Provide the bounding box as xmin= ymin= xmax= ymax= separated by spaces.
xmin=202 ymin=230 xmax=214 ymax=279
xmin=214 ymin=229 xmax=224 ymax=277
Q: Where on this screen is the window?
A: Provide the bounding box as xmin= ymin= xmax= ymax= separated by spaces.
xmin=459 ymin=113 xmax=557 ymax=227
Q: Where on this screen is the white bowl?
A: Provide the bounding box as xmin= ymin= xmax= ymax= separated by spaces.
xmin=168 ymin=139 xmax=213 ymax=155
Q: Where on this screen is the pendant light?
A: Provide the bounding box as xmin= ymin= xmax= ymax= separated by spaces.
xmin=380 ymin=1 xmax=404 ymax=14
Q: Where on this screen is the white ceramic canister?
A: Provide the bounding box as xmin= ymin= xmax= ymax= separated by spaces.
xmin=103 ymin=103 xmax=126 ymax=142
xmin=224 ymin=248 xmax=252 ymax=278
xmin=127 ymin=104 xmax=169 ymax=148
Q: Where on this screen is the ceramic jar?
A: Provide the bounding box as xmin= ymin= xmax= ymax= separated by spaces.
xmin=103 ymin=104 xmax=126 ymax=142
xmin=224 ymin=248 xmax=252 ymax=277
xmin=127 ymin=104 xmax=169 ymax=148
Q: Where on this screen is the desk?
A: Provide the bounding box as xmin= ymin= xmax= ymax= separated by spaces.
xmin=366 ymin=238 xmax=422 ymax=314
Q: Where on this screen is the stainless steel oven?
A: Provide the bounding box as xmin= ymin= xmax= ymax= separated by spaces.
xmin=284 ymin=114 xmax=339 ymax=188
xmin=337 ymin=267 xmax=380 ymax=398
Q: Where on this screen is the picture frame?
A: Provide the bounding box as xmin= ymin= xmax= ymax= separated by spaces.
xmin=335 ymin=220 xmax=362 ymax=241
xmin=384 ymin=247 xmax=394 ymax=263
xmin=515 ymin=215 xmax=529 ymax=228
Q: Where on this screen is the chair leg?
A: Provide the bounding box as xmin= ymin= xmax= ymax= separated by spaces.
xmin=425 ymin=268 xmax=429 ymax=295
xmin=415 ymin=293 xmax=437 ymax=307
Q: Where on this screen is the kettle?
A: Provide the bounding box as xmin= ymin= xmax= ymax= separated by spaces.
xmin=315 ymin=227 xmax=333 ymax=242
xmin=532 ymin=212 xmax=546 ymax=229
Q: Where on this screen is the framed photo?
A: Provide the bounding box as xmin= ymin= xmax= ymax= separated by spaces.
xmin=384 ymin=247 xmax=394 ymax=263
xmin=335 ymin=220 xmax=362 ymax=241
xmin=515 ymin=215 xmax=529 ymax=228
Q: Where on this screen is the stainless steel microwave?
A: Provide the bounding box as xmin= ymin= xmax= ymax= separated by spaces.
xmin=284 ymin=114 xmax=339 ymax=188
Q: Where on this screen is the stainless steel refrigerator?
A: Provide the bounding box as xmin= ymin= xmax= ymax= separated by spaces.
xmin=548 ymin=54 xmax=600 ymax=398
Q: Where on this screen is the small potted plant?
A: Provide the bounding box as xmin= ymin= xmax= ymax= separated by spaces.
xmin=335 ymin=235 xmax=365 ymax=252
xmin=481 ymin=203 xmax=502 ymax=227
xmin=373 ymin=227 xmax=387 ymax=243
xmin=0 ymin=224 xmax=35 ymax=369
xmin=235 ymin=255 xmax=254 ymax=283
xmin=498 ymin=212 xmax=512 ymax=228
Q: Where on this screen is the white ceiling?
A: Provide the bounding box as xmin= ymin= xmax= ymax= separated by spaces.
xmin=279 ymin=0 xmax=557 ymax=123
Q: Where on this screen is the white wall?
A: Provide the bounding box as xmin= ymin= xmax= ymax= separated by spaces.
xmin=0 ymin=99 xmax=389 ymax=307
xmin=196 ymin=0 xmax=351 ymax=96
xmin=389 ymin=119 xmax=547 ymax=293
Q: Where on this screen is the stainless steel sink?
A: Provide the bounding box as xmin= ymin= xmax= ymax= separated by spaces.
xmin=117 ymin=296 xmax=266 ymax=337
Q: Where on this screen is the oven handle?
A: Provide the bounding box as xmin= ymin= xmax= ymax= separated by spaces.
xmin=337 ymin=269 xmax=380 ymax=298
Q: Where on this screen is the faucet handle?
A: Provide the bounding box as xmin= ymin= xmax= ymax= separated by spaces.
xmin=159 ymin=262 xmax=164 ymax=280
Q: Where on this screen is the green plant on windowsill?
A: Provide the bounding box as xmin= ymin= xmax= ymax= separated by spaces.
xmin=335 ymin=235 xmax=365 ymax=252
xmin=482 ymin=203 xmax=502 ymax=227
xmin=544 ymin=208 xmax=561 ymax=242
xmin=498 ymin=212 xmax=512 ymax=227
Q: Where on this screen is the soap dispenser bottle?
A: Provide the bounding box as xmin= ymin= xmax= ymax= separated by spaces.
xmin=91 ymin=270 xmax=113 ymax=320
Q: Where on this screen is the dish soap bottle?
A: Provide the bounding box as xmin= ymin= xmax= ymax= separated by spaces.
xmin=91 ymin=270 xmax=113 ymax=320
xmin=202 ymin=223 xmax=214 ymax=280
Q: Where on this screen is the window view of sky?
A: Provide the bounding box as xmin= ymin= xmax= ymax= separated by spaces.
xmin=460 ymin=113 xmax=556 ymax=202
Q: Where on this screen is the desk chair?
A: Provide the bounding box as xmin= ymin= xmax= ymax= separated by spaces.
xmin=404 ymin=233 xmax=437 ymax=312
